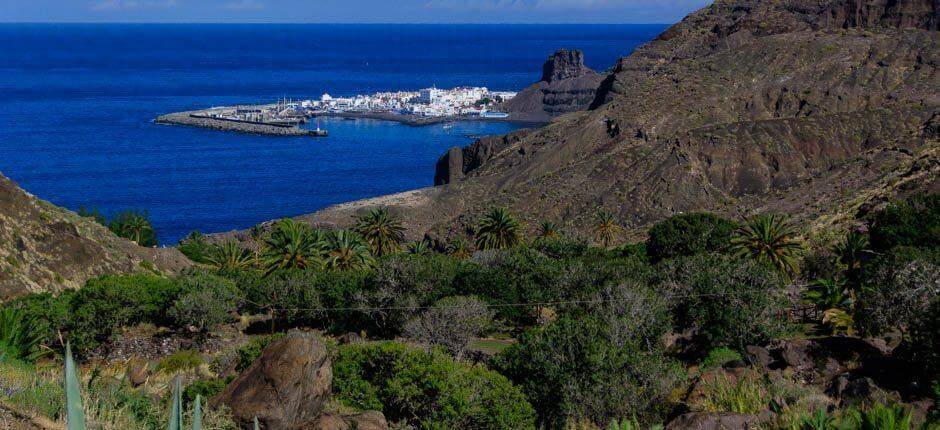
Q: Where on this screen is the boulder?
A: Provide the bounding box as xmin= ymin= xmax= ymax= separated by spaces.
xmin=125 ymin=360 xmax=150 ymax=387
xmin=300 ymin=411 xmax=388 ymax=430
xmin=744 ymin=345 xmax=773 ymax=370
xmin=665 ymin=412 xmax=760 ymax=430
xmin=213 ymin=331 xmax=332 ymax=430
xmin=434 ymin=147 xmax=465 ymax=186
xmin=825 ymin=373 xmax=900 ymax=407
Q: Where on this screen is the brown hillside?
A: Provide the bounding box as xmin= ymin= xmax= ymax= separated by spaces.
xmin=247 ymin=0 xmax=940 ymax=243
xmin=0 ymin=173 xmax=191 ymax=301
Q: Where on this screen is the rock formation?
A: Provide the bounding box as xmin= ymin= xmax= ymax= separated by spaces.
xmin=0 ymin=172 xmax=190 ymax=301
xmin=214 ymin=331 xmax=333 ymax=429
xmin=500 ymin=49 xmax=604 ymax=122
xmin=251 ymin=0 xmax=940 ymax=243
xmin=214 ymin=331 xmax=388 ymax=430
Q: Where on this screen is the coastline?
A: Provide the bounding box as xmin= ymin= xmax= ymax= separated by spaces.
xmin=314 ymin=111 xmax=548 ymax=128
xmin=154 ymin=110 xmax=325 ymax=137
xmin=154 ymin=107 xmax=548 ymax=136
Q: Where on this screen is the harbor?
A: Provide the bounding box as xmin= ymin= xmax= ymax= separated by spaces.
xmin=154 ymin=86 xmax=519 ymax=136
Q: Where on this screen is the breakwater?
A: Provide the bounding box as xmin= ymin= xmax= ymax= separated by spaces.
xmin=155 ymin=110 xmax=326 ymax=137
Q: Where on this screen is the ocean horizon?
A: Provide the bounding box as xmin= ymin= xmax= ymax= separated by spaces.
xmin=0 ymin=23 xmax=665 ymax=244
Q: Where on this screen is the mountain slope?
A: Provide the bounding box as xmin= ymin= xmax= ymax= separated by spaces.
xmin=0 ymin=173 xmax=191 ymax=301
xmin=267 ymin=0 xmax=939 ymax=242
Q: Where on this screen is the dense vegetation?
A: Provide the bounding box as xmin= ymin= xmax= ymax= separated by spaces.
xmin=2 ymin=195 xmax=938 ymax=429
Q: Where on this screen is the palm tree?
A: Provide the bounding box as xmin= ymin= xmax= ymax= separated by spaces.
xmin=593 ymin=208 xmax=621 ymax=248
xmin=731 ymin=214 xmax=802 ymax=276
xmin=260 ymin=219 xmax=326 ymax=276
xmin=325 ymin=230 xmax=375 ymax=271
xmin=354 ymin=207 xmax=406 ymax=257
xmin=537 ymin=221 xmax=560 ymax=240
xmin=110 ymin=211 xmax=157 ymax=246
xmin=207 ymin=241 xmax=255 ymax=272
xmin=446 ymin=237 xmax=471 ymax=259
xmin=475 ymin=207 xmax=521 ymax=250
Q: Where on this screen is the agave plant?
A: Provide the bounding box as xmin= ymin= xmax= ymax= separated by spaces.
xmin=731 ymin=214 xmax=802 ymax=277
xmin=65 ymin=343 xmax=85 ymax=430
xmin=475 ymin=207 xmax=521 ymax=250
xmin=802 ymin=278 xmax=851 ymax=310
xmin=406 ymin=239 xmax=432 ymax=255
xmin=822 ymin=308 xmax=855 ymax=335
xmin=798 ymin=409 xmax=838 ymax=430
xmin=354 ymin=207 xmax=406 ymax=257
xmin=849 ymin=403 xmax=913 ymax=430
xmin=167 ymin=376 xmax=203 ymax=430
xmin=446 ymin=237 xmax=472 ymax=259
xmin=536 ymin=220 xmax=560 ymax=239
xmin=260 ymin=219 xmax=327 ymax=276
xmin=206 ymin=241 xmax=255 ymax=272
xmin=325 ymin=230 xmax=375 ymax=271
xmin=593 ymin=208 xmax=622 ymax=249
xmin=0 ymin=307 xmax=46 ymax=362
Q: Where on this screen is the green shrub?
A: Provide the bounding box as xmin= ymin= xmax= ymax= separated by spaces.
xmin=168 ymin=273 xmax=242 ymax=333
xmin=156 ymin=349 xmax=205 ymax=373
xmin=656 ymin=254 xmax=790 ymax=352
xmin=906 ymin=299 xmax=940 ymax=379
xmin=183 ymin=376 xmax=234 ymax=404
xmin=701 ymin=347 xmax=743 ymax=369
xmin=646 ymin=212 xmax=737 ymax=262
xmin=456 ymin=248 xmax=565 ymax=325
xmin=403 ymin=295 xmax=493 ymax=358
xmin=531 ymin=237 xmax=590 ymax=260
xmin=5 ymin=291 xmax=73 ymax=350
xmin=177 ymin=231 xmax=213 ymax=264
xmin=496 ymin=285 xmax=682 ymax=427
xmin=697 ymin=372 xmax=769 ymax=414
xmin=868 ymin=194 xmax=939 ymax=252
xmin=235 ymin=333 xmax=285 ymax=372
xmin=351 ymin=254 xmax=458 ymax=335
xmin=333 ymin=341 xmax=536 ymax=430
xmin=855 ymin=247 xmax=939 ymax=337
xmin=66 ymin=274 xmax=183 ymax=355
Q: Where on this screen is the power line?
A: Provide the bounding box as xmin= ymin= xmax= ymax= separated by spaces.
xmin=244 ymin=289 xmax=787 ymax=314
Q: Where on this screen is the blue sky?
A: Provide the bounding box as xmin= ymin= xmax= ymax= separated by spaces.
xmin=0 ymin=0 xmax=712 ymax=24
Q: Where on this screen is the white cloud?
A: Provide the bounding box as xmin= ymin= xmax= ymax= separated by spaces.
xmin=221 ymin=0 xmax=265 ymax=11
xmin=92 ymin=0 xmax=178 ymax=11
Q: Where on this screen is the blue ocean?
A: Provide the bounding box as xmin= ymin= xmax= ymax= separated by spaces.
xmin=0 ymin=24 xmax=664 ymax=244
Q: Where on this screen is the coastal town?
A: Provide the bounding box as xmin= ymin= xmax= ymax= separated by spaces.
xmin=155 ymin=86 xmax=519 ymax=136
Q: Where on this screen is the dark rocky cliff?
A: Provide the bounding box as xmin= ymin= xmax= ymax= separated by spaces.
xmin=500 ymin=49 xmax=605 ymax=123
xmin=257 ymin=0 xmax=940 ymax=242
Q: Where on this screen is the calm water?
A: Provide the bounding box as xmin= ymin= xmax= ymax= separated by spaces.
xmin=0 ymin=24 xmax=664 ymax=244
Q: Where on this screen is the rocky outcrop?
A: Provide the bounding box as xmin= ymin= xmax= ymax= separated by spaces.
xmin=214 ymin=331 xmax=388 ymax=430
xmin=500 ymin=49 xmax=604 ymax=123
xmin=434 ymin=130 xmax=531 ymax=185
xmin=214 ymin=332 xmax=333 ymax=429
xmin=251 ymin=0 xmax=940 ymax=243
xmin=541 ymin=49 xmax=593 ymax=83
xmin=0 ymin=172 xmax=190 ymax=301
